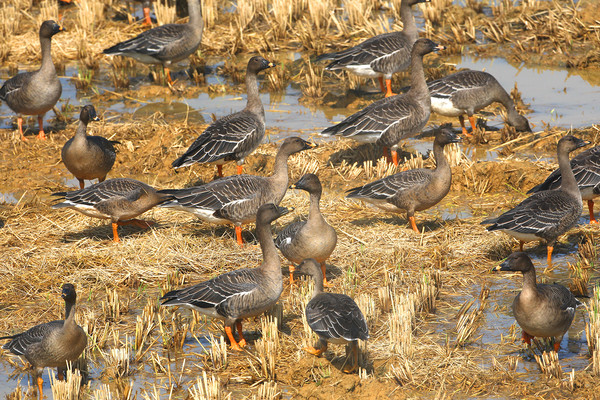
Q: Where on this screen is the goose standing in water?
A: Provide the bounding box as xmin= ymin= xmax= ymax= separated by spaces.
xmin=492 ymin=252 xmax=581 ymax=352
xmin=346 ymin=129 xmax=461 ymax=233
xmin=161 ymin=204 xmax=289 ymax=351
xmin=528 ymin=145 xmax=600 ymax=224
xmin=103 ymin=0 xmax=203 ymax=84
xmin=321 ymin=39 xmax=445 ymax=166
xmin=428 ymin=70 xmax=531 ymax=136
xmin=482 ymin=135 xmax=590 ymax=267
xmin=61 ymin=105 xmax=117 ymax=190
xmin=1 ymin=284 xmax=87 ymax=399
xmin=171 ymin=56 xmax=276 ymax=177
xmin=159 ymin=137 xmax=315 ymax=245
xmin=317 ymin=0 xmax=430 ymax=97
xmin=52 ymin=178 xmax=173 ymax=242
xmin=275 ymin=174 xmax=337 ymax=286
xmin=296 ymin=259 xmax=369 ymax=373
xmin=0 ymin=20 xmax=64 ymax=141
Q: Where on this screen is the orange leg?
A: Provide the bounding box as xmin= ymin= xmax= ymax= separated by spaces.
xmin=547 ymin=245 xmax=553 ymax=268
xmin=384 ymin=78 xmax=396 ymax=98
xmin=468 ymin=116 xmax=477 ymax=135
xmin=236 ymin=165 xmax=243 ymax=175
xmin=553 ymin=340 xmax=561 ymax=353
xmin=589 ymin=200 xmax=597 ymax=224
xmin=217 ymin=165 xmax=223 ymax=177
xmin=37 ymin=115 xmax=46 ymax=139
xmin=391 ymin=148 xmax=398 ymax=166
xmin=522 ymin=330 xmax=533 ymax=346
xmin=408 ymin=215 xmax=419 ymax=233
xmin=519 ymin=240 xmax=524 ymax=252
xmin=235 ymin=321 xmax=247 ymax=347
xmin=304 ymin=342 xmax=327 ymax=356
xmin=321 ymin=262 xmax=332 ymax=287
xmin=78 ymin=178 xmax=85 ymax=190
xmin=112 ymin=222 xmax=120 ymax=243
xmin=289 ymin=264 xmax=296 ymax=285
xmin=225 ymin=325 xmax=243 ymax=351
xmin=37 ymin=376 xmax=44 ymax=399
xmin=342 ymin=342 xmax=358 ymax=373
xmin=458 ymin=115 xmax=472 ymax=137
xmin=142 ymin=6 xmax=152 ymax=25
xmin=18 ymin=116 xmax=27 ymax=141
xmin=57 ymin=369 xmax=64 ymax=381
xmin=235 ymin=226 xmax=244 ymax=246
xmin=377 ymin=76 xmax=385 ymax=93
xmin=164 ymin=67 xmax=173 ymax=85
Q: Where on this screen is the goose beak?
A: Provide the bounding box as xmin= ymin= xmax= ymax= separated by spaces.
xmin=289 ymin=183 xmax=297 ymax=189
xmin=491 ymin=260 xmax=511 ymax=272
xmin=434 ymin=44 xmax=446 ymax=52
xmin=268 ymin=62 xmax=276 ymax=68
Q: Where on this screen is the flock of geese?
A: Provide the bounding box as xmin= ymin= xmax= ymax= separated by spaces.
xmin=0 ymin=0 xmax=598 ymax=396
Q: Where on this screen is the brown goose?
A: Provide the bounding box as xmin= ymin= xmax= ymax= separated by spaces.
xmin=171 ymin=56 xmax=276 ymax=177
xmin=428 ymin=70 xmax=531 ymax=136
xmin=492 ymin=252 xmax=581 ymax=352
xmin=346 ymin=129 xmax=461 ymax=233
xmin=275 ymin=174 xmax=337 ymax=286
xmin=159 ymin=137 xmax=315 ymax=245
xmin=51 ymin=178 xmax=173 ymax=242
xmin=528 ymin=145 xmax=600 ymax=224
xmin=0 ymin=20 xmax=64 ymax=141
xmin=103 ymin=0 xmax=203 ymax=84
xmin=482 ymin=135 xmax=590 ymax=267
xmin=320 ymin=39 xmax=445 ymax=166
xmin=296 ymin=259 xmax=369 ymax=373
xmin=161 ymin=204 xmax=289 ymax=351
xmin=61 ymin=105 xmax=117 ymax=190
xmin=317 ymin=0 xmax=430 ymax=97
xmin=1 ymin=284 xmax=87 ymax=399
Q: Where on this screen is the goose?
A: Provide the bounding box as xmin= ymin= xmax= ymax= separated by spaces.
xmin=0 ymin=20 xmax=64 ymax=141
xmin=482 ymin=135 xmax=590 ymax=267
xmin=346 ymin=129 xmax=461 ymax=233
xmin=1 ymin=284 xmax=87 ymax=399
xmin=51 ymin=178 xmax=173 ymax=242
xmin=159 ymin=137 xmax=315 ymax=245
xmin=171 ymin=56 xmax=276 ymax=177
xmin=320 ymin=39 xmax=445 ymax=166
xmin=103 ymin=0 xmax=203 ymax=84
xmin=161 ymin=203 xmax=289 ymax=351
xmin=492 ymin=252 xmax=581 ymax=352
xmin=316 ymin=0 xmax=430 ymax=97
xmin=275 ymin=174 xmax=337 ymax=286
xmin=296 ymin=259 xmax=369 ymax=373
xmin=528 ymin=145 xmax=600 ymax=224
xmin=428 ymin=70 xmax=531 ymax=136
xmin=61 ymin=105 xmax=117 ymax=190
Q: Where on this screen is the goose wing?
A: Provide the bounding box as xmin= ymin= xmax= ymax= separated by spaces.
xmin=172 ymin=111 xmax=262 ymax=168
xmin=160 ymin=269 xmax=259 ymax=317
xmin=0 ymin=72 xmax=34 ymax=102
xmin=104 ymin=24 xmax=187 ymax=57
xmin=274 ymin=220 xmax=306 ymax=250
xmin=1 ymin=321 xmax=63 ymax=356
xmin=321 ymin=95 xmax=415 ymax=140
xmin=306 ymin=293 xmax=369 ymax=341
xmin=346 ymin=169 xmax=431 ymax=200
xmin=428 ymin=70 xmax=493 ymax=98
xmin=538 ymin=284 xmax=581 ymax=316
xmin=52 ymin=179 xmax=147 ymax=208
xmin=318 ymin=32 xmax=407 ymax=69
xmin=482 ymin=191 xmax=580 ymax=234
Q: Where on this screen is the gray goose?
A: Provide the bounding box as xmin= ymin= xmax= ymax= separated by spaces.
xmin=528 ymin=145 xmax=600 ymax=224
xmin=161 ymin=203 xmax=289 ymax=351
xmin=320 ymin=39 xmax=445 ymax=166
xmin=275 ymin=174 xmax=337 ymax=286
xmin=428 ymin=70 xmax=531 ymax=136
xmin=103 ymin=0 xmax=203 ymax=84
xmin=159 ymin=137 xmax=315 ymax=245
xmin=0 ymin=20 xmax=64 ymax=141
xmin=316 ymin=0 xmax=430 ymax=97
xmin=482 ymin=135 xmax=590 ymax=267
xmin=61 ymin=105 xmax=117 ymax=190
xmin=1 ymin=284 xmax=87 ymax=399
xmin=346 ymin=129 xmax=461 ymax=233
xmin=52 ymin=178 xmax=173 ymax=242
xmin=492 ymin=252 xmax=581 ymax=352
xmin=171 ymin=56 xmax=276 ymax=177
xmin=296 ymin=259 xmax=369 ymax=373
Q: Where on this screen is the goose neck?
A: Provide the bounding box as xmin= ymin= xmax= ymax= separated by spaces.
xmin=257 ymin=221 xmax=280 ymax=274
xmin=400 ymin=0 xmax=418 ymax=40
xmin=408 ymin=52 xmax=428 ymax=100
xmin=245 ymin=68 xmax=264 ymax=115
xmin=187 ymin=0 xmax=203 ymax=29
xmin=39 ymin=36 xmax=55 ymax=73
xmin=557 ymin=145 xmax=579 ymax=194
